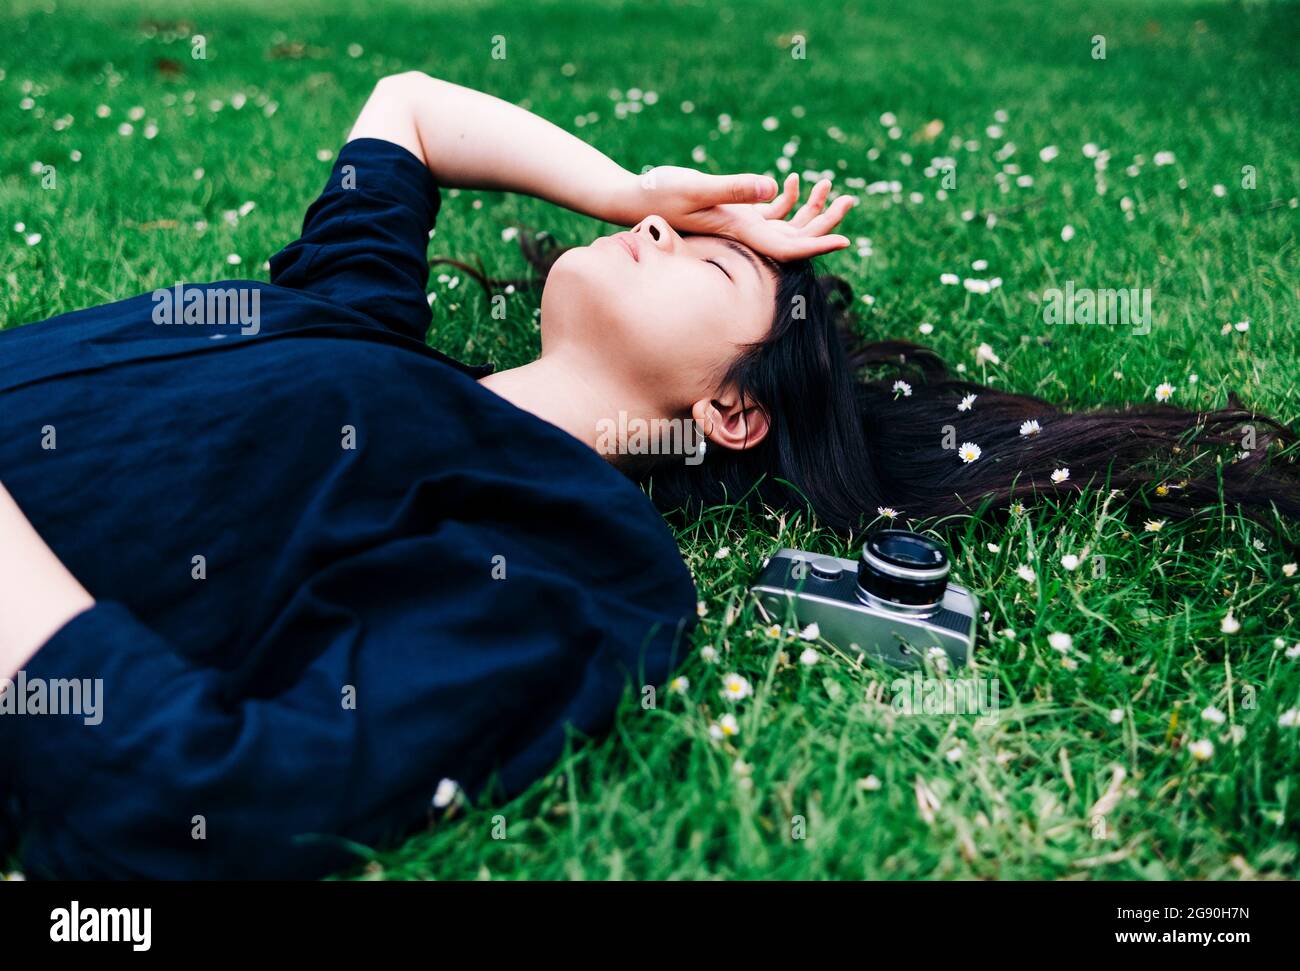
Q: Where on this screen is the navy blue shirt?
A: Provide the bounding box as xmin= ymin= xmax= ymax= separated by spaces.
xmin=0 ymin=138 xmax=697 ymax=878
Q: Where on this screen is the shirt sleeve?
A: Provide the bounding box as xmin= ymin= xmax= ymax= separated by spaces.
xmin=268 ymin=137 xmax=441 ymax=343
xmin=3 ymin=523 xmax=695 ymax=879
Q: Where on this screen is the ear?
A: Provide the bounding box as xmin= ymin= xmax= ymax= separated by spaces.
xmin=690 ymin=391 xmax=770 ymax=451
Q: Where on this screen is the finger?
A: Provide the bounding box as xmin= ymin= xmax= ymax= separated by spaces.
xmin=773 ymin=233 xmax=852 ymax=260
xmin=689 ymin=172 xmax=779 ymax=207
xmin=753 ymin=173 xmax=800 ymax=219
xmin=736 ymin=224 xmax=851 ymax=261
xmin=789 ymin=179 xmax=833 ymax=228
xmin=800 ymin=195 xmax=858 ymax=235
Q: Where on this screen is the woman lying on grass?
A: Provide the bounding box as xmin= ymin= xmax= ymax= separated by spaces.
xmin=1 ymin=71 xmax=1295 ymax=879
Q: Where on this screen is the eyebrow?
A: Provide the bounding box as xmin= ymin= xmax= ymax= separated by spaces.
xmin=716 ymin=237 xmax=772 ymax=287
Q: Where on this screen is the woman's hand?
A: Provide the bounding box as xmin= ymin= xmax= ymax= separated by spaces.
xmin=0 ymin=482 xmax=94 ymax=678
xmin=615 ymin=169 xmax=856 ymax=261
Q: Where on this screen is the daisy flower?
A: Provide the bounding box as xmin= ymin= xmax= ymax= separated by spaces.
xmin=1154 ymin=382 xmax=1175 ymax=402
xmin=432 ymin=778 xmax=459 ymax=808
xmin=975 ymin=342 xmax=1000 ymax=365
xmin=721 ymin=673 xmax=753 ymax=701
xmin=958 ymin=393 xmax=977 ymax=412
xmin=1220 ymin=612 xmax=1241 ymax=634
xmin=1019 ymin=419 xmax=1041 ymax=436
xmin=1108 ymin=708 xmax=1125 ymax=724
xmin=700 ymin=645 xmax=719 ymax=663
xmin=1060 ymin=224 xmax=1076 ymax=242
xmin=893 ymin=380 xmax=913 ymax=398
xmin=1188 ymin=739 xmax=1214 ymax=761
xmin=1279 ymin=709 xmax=1300 ymax=729
xmin=1016 ymin=565 xmax=1037 ymax=583
xmin=1143 ymin=520 xmax=1166 ymax=533
xmin=1010 ymin=501 xmax=1027 ymax=516
xmin=877 ymin=506 xmax=899 ymax=519
xmin=940 ymin=273 xmax=960 ymax=285
xmin=765 ymin=624 xmax=782 ymax=638
xmin=958 ymin=442 xmax=982 ymax=463
xmin=858 ymin=775 xmax=882 ymax=791
xmin=1047 ymin=631 xmax=1073 ymax=652
xmin=1060 ymin=553 xmax=1080 ymax=571
xmin=1050 ymin=468 xmax=1070 ymax=484
xmin=1281 ymin=563 xmax=1296 ymax=577
xmin=709 ymin=713 xmax=740 ymax=740
xmin=714 ymin=546 xmax=730 ymax=559
xmin=799 ymin=622 xmax=820 ymax=641
xmin=799 ymin=647 xmax=819 ymax=666
xmin=669 ymin=676 xmax=690 ymax=694
xmin=1201 ymin=705 xmax=1226 ymax=725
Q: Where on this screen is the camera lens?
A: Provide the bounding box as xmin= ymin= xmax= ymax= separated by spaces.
xmin=857 ymin=530 xmax=951 ymax=610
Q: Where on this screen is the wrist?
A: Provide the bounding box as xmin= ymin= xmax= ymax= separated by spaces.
xmin=599 ymin=168 xmax=648 ymax=226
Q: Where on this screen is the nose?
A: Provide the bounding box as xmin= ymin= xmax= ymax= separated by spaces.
xmin=633 ymin=214 xmax=677 ymax=252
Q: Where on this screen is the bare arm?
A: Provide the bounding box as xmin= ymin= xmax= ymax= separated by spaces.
xmin=348 ymin=71 xmax=664 ymax=224
xmin=347 ymin=72 xmax=853 ymax=257
xmin=0 ymin=482 xmax=94 ymax=679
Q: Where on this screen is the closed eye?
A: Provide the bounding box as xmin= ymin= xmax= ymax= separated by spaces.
xmin=706 ymin=258 xmax=733 ymax=282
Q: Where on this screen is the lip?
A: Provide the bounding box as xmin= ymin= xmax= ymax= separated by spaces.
xmin=613 ymin=233 xmax=640 ymax=262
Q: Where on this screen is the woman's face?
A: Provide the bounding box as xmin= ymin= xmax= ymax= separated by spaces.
xmin=540 ymin=215 xmax=778 ymax=416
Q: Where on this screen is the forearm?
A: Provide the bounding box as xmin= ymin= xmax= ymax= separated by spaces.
xmin=0 ymin=482 xmax=94 ymax=679
xmin=348 ymin=71 xmax=641 ymax=225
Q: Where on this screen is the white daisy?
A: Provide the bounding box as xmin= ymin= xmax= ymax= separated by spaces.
xmin=940 ymin=272 xmax=960 ymax=285
xmin=1016 ymin=565 xmax=1037 ymax=583
xmin=1060 ymin=224 xmax=1076 ymax=242
xmin=858 ymin=775 xmax=882 ymax=791
xmin=1201 ymin=705 xmax=1226 ymax=725
xmin=1189 ymin=739 xmax=1214 ymax=761
xmin=432 ymin=778 xmax=459 ymax=808
xmin=975 ymin=342 xmax=1000 ymax=365
xmin=1220 ymin=612 xmax=1241 ymax=634
xmin=714 ymin=546 xmax=730 ymax=559
xmin=1283 ymin=563 xmax=1297 ymax=577
xmin=700 ymin=645 xmax=719 ymax=663
xmin=877 ymin=506 xmax=899 ymax=519
xmin=1061 ymin=553 xmax=1080 ymax=571
xmin=1047 ymin=631 xmax=1073 ymax=652
xmin=710 ymin=713 xmax=740 ymax=739
xmin=1144 ymin=519 xmax=1166 ymax=533
xmin=958 ymin=442 xmax=982 ymax=463
xmin=669 ymin=676 xmax=690 ymax=694
xmin=799 ymin=647 xmax=819 ymax=666
xmin=1279 ymin=709 xmax=1300 ymax=729
xmin=1019 ymin=419 xmax=1041 ymax=436
xmin=1154 ymin=382 xmax=1175 ymax=402
xmin=1050 ymin=468 xmax=1070 ymax=484
xmin=893 ymin=380 xmax=913 ymax=398
xmin=721 ymin=673 xmax=753 ymax=701
xmin=799 ymin=622 xmax=820 ymax=641
xmin=958 ymin=393 xmax=977 ymax=412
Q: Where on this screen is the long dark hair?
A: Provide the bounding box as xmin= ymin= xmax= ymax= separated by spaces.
xmin=436 ymin=233 xmax=1300 ymax=532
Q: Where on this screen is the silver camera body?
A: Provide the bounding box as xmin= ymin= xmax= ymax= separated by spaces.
xmin=749 ymin=530 xmax=978 ymax=670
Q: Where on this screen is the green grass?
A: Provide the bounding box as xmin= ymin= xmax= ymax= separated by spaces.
xmin=3 ymin=0 xmax=1299 ymax=879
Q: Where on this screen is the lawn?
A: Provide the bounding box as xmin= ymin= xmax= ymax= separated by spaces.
xmin=2 ymin=0 xmax=1298 ymax=879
